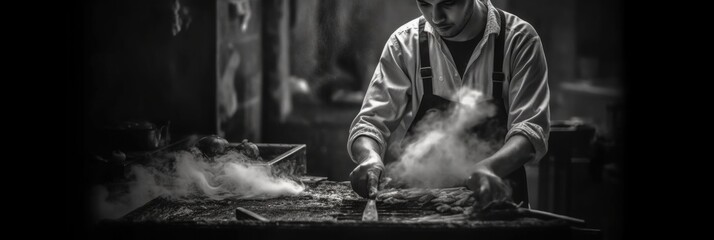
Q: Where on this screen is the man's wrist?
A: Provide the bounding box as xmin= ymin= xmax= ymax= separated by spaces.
xmin=352 ymin=136 xmax=382 ymax=164
xmin=356 ymin=150 xmax=381 ymax=165
xmin=472 ymin=160 xmax=494 ymax=175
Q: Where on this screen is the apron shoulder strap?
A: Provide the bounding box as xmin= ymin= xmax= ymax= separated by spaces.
xmin=493 ymin=8 xmax=507 ymax=103
xmin=418 ymin=18 xmax=432 ymax=84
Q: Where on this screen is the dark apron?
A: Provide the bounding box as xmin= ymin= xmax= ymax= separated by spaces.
xmin=406 ymin=10 xmax=528 ymax=206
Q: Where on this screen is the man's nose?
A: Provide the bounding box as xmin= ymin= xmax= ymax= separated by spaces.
xmin=431 ymin=8 xmax=446 ymax=24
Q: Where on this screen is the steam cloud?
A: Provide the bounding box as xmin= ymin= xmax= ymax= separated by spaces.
xmin=386 ymin=88 xmax=502 ymax=188
xmin=90 ymin=149 xmax=304 ymax=221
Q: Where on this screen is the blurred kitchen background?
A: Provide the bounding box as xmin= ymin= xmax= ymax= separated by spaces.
xmin=79 ymin=0 xmax=623 ymax=238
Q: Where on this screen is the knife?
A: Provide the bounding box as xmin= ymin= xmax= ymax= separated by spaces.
xmin=362 ymin=199 xmax=378 ymax=221
xmin=361 ymin=171 xmax=380 ymax=221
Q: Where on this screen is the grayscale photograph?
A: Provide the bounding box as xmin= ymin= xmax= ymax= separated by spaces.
xmin=67 ymin=0 xmax=625 ymax=239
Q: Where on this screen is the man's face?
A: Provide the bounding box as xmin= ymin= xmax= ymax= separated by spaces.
xmin=416 ymin=0 xmax=474 ymax=38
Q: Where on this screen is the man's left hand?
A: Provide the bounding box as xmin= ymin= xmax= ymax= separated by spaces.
xmin=464 ymin=167 xmax=512 ymax=207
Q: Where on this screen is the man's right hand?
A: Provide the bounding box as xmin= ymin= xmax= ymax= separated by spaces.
xmin=349 ymin=152 xmax=384 ymax=199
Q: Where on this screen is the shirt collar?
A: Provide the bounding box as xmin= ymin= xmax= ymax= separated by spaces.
xmin=423 ymin=0 xmax=501 ymax=39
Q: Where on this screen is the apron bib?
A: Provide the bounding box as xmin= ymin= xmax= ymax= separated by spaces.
xmin=404 ymin=11 xmax=528 ymax=206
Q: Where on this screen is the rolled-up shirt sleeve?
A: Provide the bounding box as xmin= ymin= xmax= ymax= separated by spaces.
xmin=505 ymin=31 xmax=550 ymax=163
xmin=347 ymin=35 xmax=412 ymax=163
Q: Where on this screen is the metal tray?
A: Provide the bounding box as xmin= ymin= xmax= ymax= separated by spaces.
xmin=92 ymin=137 xmax=307 ymax=184
xmin=246 ymin=143 xmax=307 ymax=179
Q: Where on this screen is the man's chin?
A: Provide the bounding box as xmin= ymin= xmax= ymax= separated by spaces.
xmin=435 ymin=29 xmax=454 ymax=37
xmin=438 ymin=31 xmax=458 ymax=38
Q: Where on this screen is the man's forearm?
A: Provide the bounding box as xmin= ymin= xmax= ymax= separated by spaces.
xmin=351 ymin=136 xmax=383 ymax=164
xmin=476 ymin=134 xmax=535 ymax=177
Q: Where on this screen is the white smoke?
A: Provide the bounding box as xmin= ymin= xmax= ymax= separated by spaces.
xmin=386 ymin=88 xmax=502 ymax=188
xmin=90 ymin=149 xmax=304 ymax=221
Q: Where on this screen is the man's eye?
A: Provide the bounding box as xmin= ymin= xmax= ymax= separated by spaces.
xmin=442 ymin=0 xmax=456 ymax=6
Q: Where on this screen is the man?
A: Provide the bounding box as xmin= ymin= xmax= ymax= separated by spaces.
xmin=347 ymin=0 xmax=549 ymax=207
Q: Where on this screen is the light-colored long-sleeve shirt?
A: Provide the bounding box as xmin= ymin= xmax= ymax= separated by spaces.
xmin=348 ymin=0 xmax=550 ymax=164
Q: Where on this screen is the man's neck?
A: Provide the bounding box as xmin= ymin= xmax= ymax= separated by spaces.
xmin=442 ymin=0 xmax=487 ymax=42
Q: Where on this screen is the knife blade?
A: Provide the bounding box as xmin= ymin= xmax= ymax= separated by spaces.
xmin=362 ymin=199 xmax=378 ymax=221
